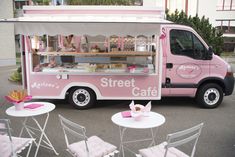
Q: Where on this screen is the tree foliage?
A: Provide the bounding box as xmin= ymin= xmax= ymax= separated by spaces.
xmin=32 ymin=0 xmax=50 ymax=5
xmin=166 ymin=10 xmax=223 ymax=55
xmin=8 ymin=67 xmax=22 ymax=84
xmin=67 ymin=0 xmax=135 ymax=5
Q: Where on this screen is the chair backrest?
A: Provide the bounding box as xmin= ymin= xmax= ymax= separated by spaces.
xmin=0 ymin=119 xmax=15 ymax=157
xmin=58 ymin=114 xmax=89 ymax=154
xmin=164 ymin=123 xmax=204 ymax=157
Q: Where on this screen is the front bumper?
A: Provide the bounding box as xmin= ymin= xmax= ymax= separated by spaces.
xmin=224 ymin=75 xmax=235 ymax=96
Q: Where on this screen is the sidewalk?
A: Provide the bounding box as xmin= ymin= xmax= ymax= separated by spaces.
xmin=0 ymin=65 xmax=18 ymax=72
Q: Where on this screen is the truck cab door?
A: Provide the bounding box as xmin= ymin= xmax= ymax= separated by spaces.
xmin=165 ymin=29 xmax=210 ymax=96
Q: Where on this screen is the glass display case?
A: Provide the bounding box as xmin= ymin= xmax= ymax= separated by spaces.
xmin=31 ymin=34 xmax=157 ymax=75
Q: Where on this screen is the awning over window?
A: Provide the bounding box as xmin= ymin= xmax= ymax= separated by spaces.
xmin=0 ymin=16 xmax=171 ymax=36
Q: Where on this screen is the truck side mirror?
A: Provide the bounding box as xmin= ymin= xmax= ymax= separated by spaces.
xmin=206 ymin=46 xmax=213 ymax=60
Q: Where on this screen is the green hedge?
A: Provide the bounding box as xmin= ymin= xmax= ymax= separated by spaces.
xmin=66 ymin=0 xmax=135 ymax=5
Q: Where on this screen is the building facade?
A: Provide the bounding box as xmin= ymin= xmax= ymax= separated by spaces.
xmin=0 ymin=0 xmax=16 ymax=66
xmin=165 ymin=0 xmax=235 ymax=52
xmin=216 ymin=0 xmax=235 ymax=52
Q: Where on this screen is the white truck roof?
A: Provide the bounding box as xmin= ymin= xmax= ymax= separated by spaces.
xmin=0 ymin=6 xmax=172 ymax=36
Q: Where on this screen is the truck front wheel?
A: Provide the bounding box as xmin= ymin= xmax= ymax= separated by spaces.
xmin=68 ymin=87 xmax=96 ymax=109
xmin=196 ymin=83 xmax=223 ymax=108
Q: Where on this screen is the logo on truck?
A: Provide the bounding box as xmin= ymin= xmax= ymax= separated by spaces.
xmin=176 ymin=64 xmax=201 ymax=79
xmin=31 ymin=82 xmax=60 ymax=89
xmin=100 ymin=77 xmax=158 ymax=97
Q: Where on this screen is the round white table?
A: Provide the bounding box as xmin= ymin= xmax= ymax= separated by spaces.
xmin=112 ymin=111 xmax=165 ymax=129
xmin=6 ymin=102 xmax=55 ymax=117
xmin=111 ymin=111 xmax=165 ymax=157
xmin=5 ymin=102 xmax=59 ymax=157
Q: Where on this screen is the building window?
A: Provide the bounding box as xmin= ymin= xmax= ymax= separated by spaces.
xmin=217 ymin=0 xmax=235 ymax=10
xmin=217 ymin=20 xmax=235 ymax=34
xmin=60 ymin=0 xmax=143 ymax=5
xmin=14 ymin=0 xmax=29 ymax=9
xmin=166 ymin=0 xmax=188 ymax=14
xmin=232 ymin=0 xmax=235 ymax=9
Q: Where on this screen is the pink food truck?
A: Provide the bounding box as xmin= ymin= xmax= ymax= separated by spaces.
xmin=1 ymin=6 xmax=234 ymax=109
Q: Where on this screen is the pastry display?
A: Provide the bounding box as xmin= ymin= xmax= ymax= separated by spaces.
xmin=48 ymin=57 xmax=57 ymax=68
xmin=128 ymin=65 xmax=136 ymax=73
xmin=87 ymin=64 xmax=97 ymax=72
xmin=96 ymin=64 xmax=109 ymax=69
xmin=109 ymin=35 xmax=119 ymax=52
xmin=33 ymin=34 xmax=155 ymax=74
xmin=123 ymin=36 xmax=135 ymax=51
xmin=76 ymin=63 xmax=90 ymax=69
xmin=109 ymin=64 xmax=127 ymax=69
xmin=90 ymin=45 xmax=100 ymax=53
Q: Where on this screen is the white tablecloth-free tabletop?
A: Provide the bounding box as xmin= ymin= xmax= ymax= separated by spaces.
xmin=6 ymin=102 xmax=55 ymax=117
xmin=111 ymin=111 xmax=166 ymax=129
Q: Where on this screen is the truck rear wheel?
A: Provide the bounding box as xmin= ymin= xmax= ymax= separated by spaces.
xmin=68 ymin=87 xmax=96 ymax=109
xmin=196 ymin=83 xmax=223 ymax=108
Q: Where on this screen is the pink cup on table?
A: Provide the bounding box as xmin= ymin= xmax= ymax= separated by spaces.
xmin=131 ymin=112 xmax=143 ymax=121
xmin=130 ymin=104 xmax=145 ymax=121
xmin=13 ymin=102 xmax=24 ymax=111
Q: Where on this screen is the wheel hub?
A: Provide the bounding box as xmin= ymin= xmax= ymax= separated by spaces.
xmin=72 ymin=89 xmax=90 ymax=107
xmin=204 ymin=88 xmax=220 ymax=106
xmin=208 ymin=93 xmax=216 ymax=101
xmin=77 ymin=94 xmax=86 ymax=102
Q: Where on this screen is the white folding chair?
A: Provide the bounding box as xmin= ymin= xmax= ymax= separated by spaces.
xmin=0 ymin=119 xmax=34 ymax=157
xmin=138 ymin=123 xmax=204 ymax=157
xmin=58 ymin=114 xmax=119 ymax=157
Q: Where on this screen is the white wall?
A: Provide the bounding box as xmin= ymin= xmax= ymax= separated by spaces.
xmin=143 ymin=0 xmax=157 ymax=7
xmin=143 ymin=0 xmax=164 ymax=8
xmin=165 ymin=0 xmax=197 ymax=16
xmin=197 ymin=0 xmax=217 ymax=26
xmin=0 ymin=0 xmax=16 ymax=66
xmin=187 ymin=0 xmax=198 ymax=16
xmin=159 ymin=0 xmax=234 ymax=27
xmin=197 ymin=0 xmax=235 ymax=28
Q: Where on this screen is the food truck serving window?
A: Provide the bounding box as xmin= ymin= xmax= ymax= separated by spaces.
xmin=30 ymin=34 xmax=157 ymax=75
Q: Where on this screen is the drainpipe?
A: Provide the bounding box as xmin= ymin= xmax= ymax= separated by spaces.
xmin=196 ymin=0 xmax=199 ymax=15
xmin=165 ymin=0 xmax=168 ymax=11
xmin=185 ymin=0 xmax=188 ymax=15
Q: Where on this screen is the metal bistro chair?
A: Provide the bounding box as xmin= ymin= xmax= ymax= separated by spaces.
xmin=138 ymin=123 xmax=204 ymax=157
xmin=58 ymin=114 xmax=118 ymax=157
xmin=0 ymin=119 xmax=34 ymax=157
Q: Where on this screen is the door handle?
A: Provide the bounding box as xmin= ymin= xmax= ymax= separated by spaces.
xmin=166 ymin=63 xmax=173 ymax=69
xmin=165 ymin=77 xmax=171 ymax=88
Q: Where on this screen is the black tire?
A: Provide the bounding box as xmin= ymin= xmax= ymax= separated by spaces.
xmin=68 ymin=87 xmax=96 ymax=109
xmin=196 ymin=83 xmax=223 ymax=108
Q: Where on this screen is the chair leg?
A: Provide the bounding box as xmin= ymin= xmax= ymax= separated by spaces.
xmin=113 ymin=150 xmax=119 ymax=157
xmin=104 ymin=150 xmax=119 ymax=157
xmin=26 ymin=141 xmax=33 ymax=157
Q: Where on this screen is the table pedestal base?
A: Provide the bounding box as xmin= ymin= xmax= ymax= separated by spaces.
xmin=19 ymin=113 xmax=59 ymax=157
xmin=118 ymin=126 xmax=158 ymax=157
